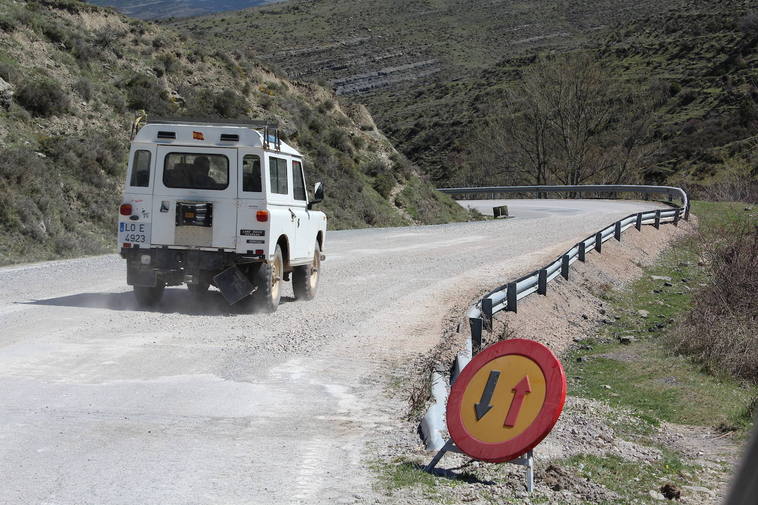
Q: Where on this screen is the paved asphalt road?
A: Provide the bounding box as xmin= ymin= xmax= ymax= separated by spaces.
xmin=0 ymin=199 xmax=664 ymax=505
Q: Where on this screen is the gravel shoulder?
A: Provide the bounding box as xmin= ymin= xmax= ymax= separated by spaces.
xmin=0 ymin=200 xmax=667 ymax=505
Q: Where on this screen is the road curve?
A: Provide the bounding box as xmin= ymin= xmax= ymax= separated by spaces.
xmin=0 ymin=199 xmax=664 ymax=505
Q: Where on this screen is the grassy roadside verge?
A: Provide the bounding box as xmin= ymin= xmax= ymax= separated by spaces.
xmin=568 ymin=201 xmax=757 ymax=431
xmin=561 ymin=201 xmax=757 ymax=502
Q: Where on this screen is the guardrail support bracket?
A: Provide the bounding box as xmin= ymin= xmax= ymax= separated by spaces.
xmin=469 ymin=317 xmax=483 ymax=355
xmin=561 ymin=255 xmax=570 ymax=280
xmin=482 ymin=298 xmax=493 ymax=330
xmin=537 ymin=269 xmax=547 ymax=295
xmin=506 ymin=282 xmax=517 ymax=313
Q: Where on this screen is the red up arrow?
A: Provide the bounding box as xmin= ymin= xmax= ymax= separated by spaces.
xmin=503 ymin=376 xmax=532 ymax=427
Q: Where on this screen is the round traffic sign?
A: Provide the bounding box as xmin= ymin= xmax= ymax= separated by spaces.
xmin=446 ymin=339 xmax=566 ymax=463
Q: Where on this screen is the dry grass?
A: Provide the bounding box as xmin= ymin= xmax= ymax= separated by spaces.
xmin=671 ymin=218 xmax=758 ymax=381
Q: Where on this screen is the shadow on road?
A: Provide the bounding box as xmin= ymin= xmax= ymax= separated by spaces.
xmin=23 ymin=288 xmax=295 ymax=315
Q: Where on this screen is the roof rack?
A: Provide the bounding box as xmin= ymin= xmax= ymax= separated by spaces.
xmin=146 ymin=118 xmax=279 ymax=129
xmin=144 ymin=117 xmax=281 ymax=151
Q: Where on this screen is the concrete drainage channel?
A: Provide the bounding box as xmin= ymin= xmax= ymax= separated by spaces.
xmin=421 ymin=185 xmax=690 ymax=452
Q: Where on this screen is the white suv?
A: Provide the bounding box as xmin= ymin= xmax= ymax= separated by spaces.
xmin=118 ymin=120 xmax=326 ymax=312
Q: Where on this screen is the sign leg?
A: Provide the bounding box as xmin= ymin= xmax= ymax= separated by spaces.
xmin=424 ymin=439 xmax=455 ymax=472
xmin=526 ymin=450 xmax=534 ymax=493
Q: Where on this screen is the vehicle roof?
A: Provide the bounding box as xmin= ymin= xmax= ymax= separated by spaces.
xmin=134 ymin=123 xmax=302 ymax=157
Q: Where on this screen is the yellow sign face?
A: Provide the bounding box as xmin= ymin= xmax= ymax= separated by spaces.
xmin=459 ymin=355 xmax=546 ymax=443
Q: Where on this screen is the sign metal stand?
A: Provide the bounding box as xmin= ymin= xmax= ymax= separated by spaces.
xmin=424 ymin=439 xmax=534 ymax=493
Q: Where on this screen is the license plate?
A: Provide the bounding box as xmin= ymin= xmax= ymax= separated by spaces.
xmin=119 ymin=222 xmax=151 ymax=244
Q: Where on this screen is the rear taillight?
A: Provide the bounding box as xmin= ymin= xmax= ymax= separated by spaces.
xmin=256 ymin=210 xmax=269 ymax=222
xmin=120 ymin=203 xmax=133 ymax=216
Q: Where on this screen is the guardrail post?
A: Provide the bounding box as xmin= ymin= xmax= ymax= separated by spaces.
xmin=561 ymin=254 xmax=570 ymax=280
xmin=684 ymin=203 xmax=690 ymax=221
xmin=636 ymin=212 xmax=642 ymax=231
xmin=482 ymin=298 xmax=493 ymax=330
xmin=506 ymin=282 xmax=517 ymax=313
xmin=654 ymin=210 xmax=661 ymax=229
xmin=674 ymin=209 xmax=680 ymax=227
xmin=579 ymin=242 xmax=586 ymax=262
xmin=537 ymin=269 xmax=548 ymax=295
xmin=595 ymin=232 xmax=603 ymax=254
xmin=469 ymin=317 xmax=483 ymax=355
xmin=614 ymin=221 xmax=622 ymax=241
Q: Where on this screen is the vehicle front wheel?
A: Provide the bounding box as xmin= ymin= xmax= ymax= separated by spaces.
xmin=293 ymin=241 xmax=320 ymax=301
xmin=251 ymin=244 xmax=283 ymax=313
xmin=134 ymin=284 xmax=164 ymax=307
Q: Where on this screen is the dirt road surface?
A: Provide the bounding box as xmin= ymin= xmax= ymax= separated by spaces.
xmin=0 ymin=200 xmax=664 ymax=505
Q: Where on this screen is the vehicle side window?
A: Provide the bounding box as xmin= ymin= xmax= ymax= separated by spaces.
xmin=242 ymin=154 xmax=262 ymax=192
xmin=292 ymin=160 xmax=306 ymax=201
xmin=130 ymin=150 xmax=151 ymax=187
xmin=269 ymin=157 xmax=288 ymax=195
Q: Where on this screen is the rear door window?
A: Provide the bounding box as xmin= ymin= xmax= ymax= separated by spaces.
xmin=163 ymin=153 xmax=229 ymax=190
xmin=242 ymin=154 xmax=262 ymax=193
xmin=130 ymin=150 xmax=151 ymax=187
xmin=269 ymin=157 xmax=288 ymax=195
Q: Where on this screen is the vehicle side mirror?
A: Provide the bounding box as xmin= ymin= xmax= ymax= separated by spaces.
xmin=308 ymin=182 xmax=324 ymax=210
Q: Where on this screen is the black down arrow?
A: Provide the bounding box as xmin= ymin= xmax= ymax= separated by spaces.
xmin=474 ymin=370 xmax=501 ymax=420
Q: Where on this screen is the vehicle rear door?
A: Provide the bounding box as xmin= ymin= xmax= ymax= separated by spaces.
xmin=151 ymin=146 xmax=238 ymax=249
xmin=290 ymin=159 xmax=315 ymax=262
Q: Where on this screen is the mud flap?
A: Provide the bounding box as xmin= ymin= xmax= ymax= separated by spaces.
xmin=213 ymin=266 xmax=255 ymax=305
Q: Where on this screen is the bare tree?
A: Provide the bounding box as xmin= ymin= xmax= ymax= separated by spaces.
xmin=467 ymin=53 xmax=656 ymax=187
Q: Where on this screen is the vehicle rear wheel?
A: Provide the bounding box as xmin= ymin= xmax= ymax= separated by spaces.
xmin=251 ymin=244 xmax=283 ymax=313
xmin=293 ymin=241 xmax=320 ymax=301
xmin=134 ymin=284 xmax=164 ymax=307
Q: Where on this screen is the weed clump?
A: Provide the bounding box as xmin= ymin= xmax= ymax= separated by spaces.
xmin=671 ymin=220 xmax=758 ymax=381
xmin=16 ymin=78 xmax=69 ymax=117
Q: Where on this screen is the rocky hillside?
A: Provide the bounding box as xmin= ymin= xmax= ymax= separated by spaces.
xmin=0 ymin=0 xmax=468 ymax=265
xmin=169 ymin=0 xmax=676 ymax=96
xmin=88 ymin=0 xmax=280 ymax=20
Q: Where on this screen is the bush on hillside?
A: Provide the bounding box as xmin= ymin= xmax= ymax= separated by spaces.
xmin=15 ymin=78 xmax=69 ymax=117
xmin=124 ymin=74 xmax=174 ymax=115
xmin=671 ymin=221 xmax=758 ymax=381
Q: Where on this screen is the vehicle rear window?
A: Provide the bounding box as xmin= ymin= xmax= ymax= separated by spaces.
xmin=130 ymin=150 xmax=151 ymax=187
xmin=242 ymin=154 xmax=262 ymax=193
xmin=163 ymin=153 xmax=229 ymax=190
xmin=269 ymin=157 xmax=288 ymax=195
xmin=292 ymin=160 xmax=306 ymax=201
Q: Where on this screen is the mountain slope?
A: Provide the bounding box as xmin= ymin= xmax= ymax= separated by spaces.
xmin=88 ymin=0 xmax=280 ymax=20
xmin=168 ymin=0 xmax=678 ymax=96
xmin=171 ymin=0 xmax=757 ymax=189
xmin=0 ymin=0 xmax=468 ymax=265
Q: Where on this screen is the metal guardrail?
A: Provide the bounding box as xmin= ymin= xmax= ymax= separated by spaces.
xmin=420 ymin=185 xmax=689 ymax=451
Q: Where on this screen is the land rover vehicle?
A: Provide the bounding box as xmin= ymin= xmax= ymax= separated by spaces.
xmin=118 ymin=119 xmax=326 ymax=312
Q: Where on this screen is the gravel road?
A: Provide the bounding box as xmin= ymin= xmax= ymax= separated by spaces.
xmin=0 ymin=199 xmax=664 ymax=505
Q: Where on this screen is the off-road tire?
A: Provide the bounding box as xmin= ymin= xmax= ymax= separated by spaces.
xmin=293 ymin=241 xmax=320 ymax=301
xmin=251 ymin=244 xmax=283 ymax=313
xmin=134 ymin=284 xmax=164 ymax=307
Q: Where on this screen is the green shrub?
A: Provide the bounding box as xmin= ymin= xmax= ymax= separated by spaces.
xmin=124 ymin=74 xmax=174 ymax=115
xmin=16 ymin=78 xmax=69 ymax=117
xmin=73 ymin=78 xmax=93 ymax=102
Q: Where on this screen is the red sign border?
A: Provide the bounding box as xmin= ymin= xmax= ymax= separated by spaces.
xmin=446 ymin=338 xmax=567 ymax=463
